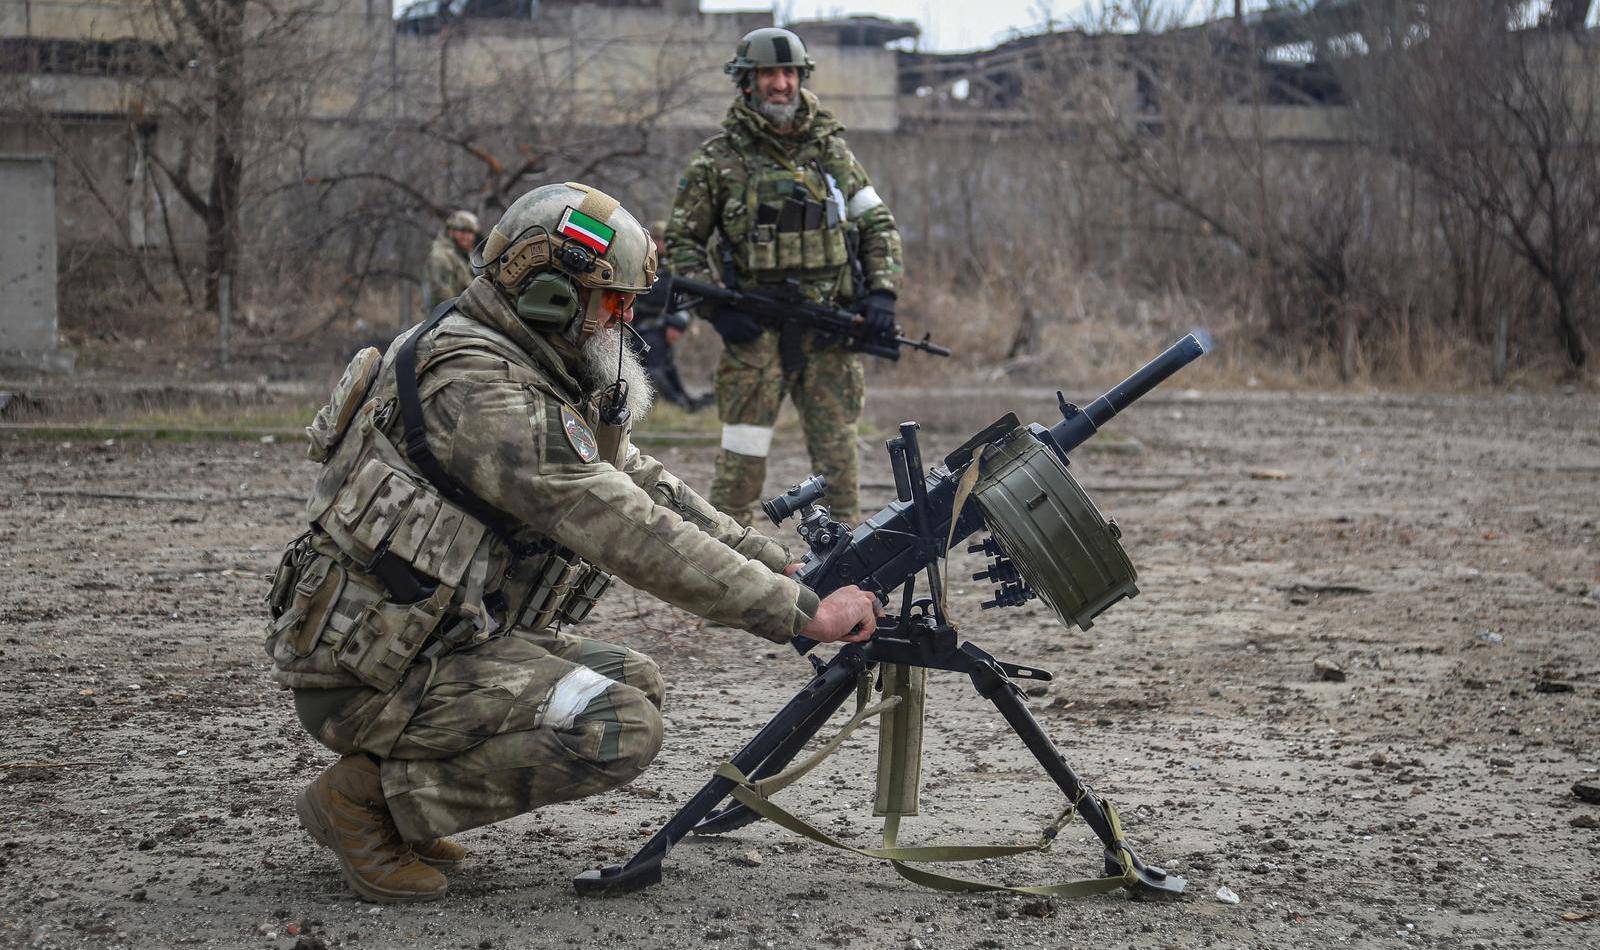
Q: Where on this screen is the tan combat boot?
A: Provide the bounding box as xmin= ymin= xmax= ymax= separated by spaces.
xmin=295 ymin=754 xmax=448 ymax=904
xmin=413 ymin=836 xmax=468 ymax=869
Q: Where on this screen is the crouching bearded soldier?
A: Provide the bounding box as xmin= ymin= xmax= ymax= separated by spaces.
xmin=265 ymin=181 xmax=882 ymax=904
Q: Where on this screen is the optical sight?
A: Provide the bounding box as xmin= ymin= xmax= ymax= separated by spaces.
xmin=762 ymin=475 xmax=828 ymax=525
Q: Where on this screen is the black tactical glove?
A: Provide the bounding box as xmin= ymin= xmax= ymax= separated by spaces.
xmin=707 ymin=306 xmax=765 ymax=344
xmin=858 ymin=290 xmax=897 ymax=338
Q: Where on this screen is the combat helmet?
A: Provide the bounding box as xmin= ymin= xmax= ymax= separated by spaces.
xmin=444 ymin=209 xmax=480 ymax=233
xmin=472 ymin=182 xmax=657 ymax=344
xmin=724 ymin=27 xmax=815 ymax=85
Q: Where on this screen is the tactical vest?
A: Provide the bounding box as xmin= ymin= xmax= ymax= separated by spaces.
xmin=725 ymin=141 xmax=854 ymax=293
xmin=264 ymin=313 xmax=614 ymax=693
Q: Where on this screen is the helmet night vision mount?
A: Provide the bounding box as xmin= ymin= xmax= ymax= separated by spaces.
xmin=578 ymin=332 xmax=1212 ymax=902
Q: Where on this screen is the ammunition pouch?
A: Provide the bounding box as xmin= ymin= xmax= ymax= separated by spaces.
xmin=513 ymin=554 xmax=613 ymax=632
xmin=738 ymin=157 xmax=852 ymax=284
xmin=334 ymin=583 xmax=456 ymax=693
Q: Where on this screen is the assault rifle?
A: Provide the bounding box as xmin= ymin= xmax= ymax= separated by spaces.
xmin=576 ymin=331 xmax=1210 ymax=899
xmin=664 ymin=273 xmax=951 ymax=361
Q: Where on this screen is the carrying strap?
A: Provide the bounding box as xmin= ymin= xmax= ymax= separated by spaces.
xmin=393 ymin=300 xmax=531 ymax=553
xmin=713 ymin=686 xmax=1139 ymax=898
xmin=717 ymin=756 xmax=1135 ymax=897
xmin=939 ymin=456 xmax=986 ymax=617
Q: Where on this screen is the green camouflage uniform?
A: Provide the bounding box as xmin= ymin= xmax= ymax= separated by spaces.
xmin=266 ymin=275 xmax=818 ymax=843
xmin=666 ymin=89 xmax=903 ymax=524
xmin=422 ymin=231 xmax=474 ymax=313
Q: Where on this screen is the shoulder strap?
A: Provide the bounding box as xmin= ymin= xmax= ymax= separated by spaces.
xmin=393 ymin=299 xmax=529 ymax=551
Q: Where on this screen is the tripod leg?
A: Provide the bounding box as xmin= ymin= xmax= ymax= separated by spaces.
xmin=692 ymin=668 xmax=861 ymax=835
xmin=574 ymin=647 xmax=869 ymax=895
xmin=966 ymin=653 xmax=1186 ymax=896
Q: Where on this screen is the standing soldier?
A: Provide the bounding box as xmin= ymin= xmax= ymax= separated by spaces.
xmin=666 ymin=27 xmax=903 ymax=525
xmin=421 ymin=209 xmax=480 ymax=312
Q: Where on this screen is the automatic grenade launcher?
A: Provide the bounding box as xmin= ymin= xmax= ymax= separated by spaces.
xmin=573 ymin=330 xmax=1210 ymax=898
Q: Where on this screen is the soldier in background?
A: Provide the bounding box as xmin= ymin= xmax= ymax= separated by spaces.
xmin=269 ymin=183 xmax=882 ymax=903
xmin=666 ymin=27 xmax=903 ymax=526
xmin=421 ymin=209 xmax=479 ymax=312
xmin=631 ymin=222 xmax=714 ymax=412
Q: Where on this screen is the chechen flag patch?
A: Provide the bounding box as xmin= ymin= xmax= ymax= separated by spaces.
xmin=557 ymin=206 xmax=615 ymax=254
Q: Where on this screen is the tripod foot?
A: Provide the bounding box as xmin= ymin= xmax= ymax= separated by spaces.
xmin=1106 ymin=848 xmax=1188 ymax=896
xmin=691 ymin=802 xmax=761 ymax=836
xmin=573 ymin=854 xmax=664 ymax=896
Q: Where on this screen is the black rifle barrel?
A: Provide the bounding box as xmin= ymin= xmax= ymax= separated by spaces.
xmin=1048 ymin=330 xmax=1211 ymax=456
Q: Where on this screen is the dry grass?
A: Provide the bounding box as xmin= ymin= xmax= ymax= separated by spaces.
xmin=38 ymin=249 xmax=1595 ymax=399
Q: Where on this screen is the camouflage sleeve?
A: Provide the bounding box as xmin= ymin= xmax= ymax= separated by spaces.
xmin=664 ymin=145 xmax=723 ymax=285
xmin=431 ymin=374 xmax=817 ymax=643
xmin=835 ymin=139 xmax=903 ymax=294
xmin=620 ymin=448 xmax=792 ymax=572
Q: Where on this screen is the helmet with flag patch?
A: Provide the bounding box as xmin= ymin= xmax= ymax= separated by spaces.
xmin=724 ymin=27 xmax=815 ymax=84
xmin=473 ymin=182 xmax=657 ymax=342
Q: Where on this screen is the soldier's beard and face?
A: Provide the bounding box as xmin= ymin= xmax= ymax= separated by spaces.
xmin=579 ymin=323 xmax=654 ymax=422
xmin=751 ymin=66 xmax=800 ymax=129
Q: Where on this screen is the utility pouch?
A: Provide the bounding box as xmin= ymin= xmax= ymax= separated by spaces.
xmin=558 ymin=566 xmax=614 ymax=624
xmin=307 ymin=347 xmax=382 ymax=463
xmin=873 ymin=663 xmax=927 ymax=818
xmin=518 ymin=554 xmax=582 ymax=632
xmin=330 ymin=457 xmax=423 ymax=566
xmin=776 ymin=230 xmax=804 ymax=270
xmin=266 ymin=531 xmax=312 ymax=619
xmin=748 ymin=224 xmax=778 ymax=271
xmin=335 ymin=583 xmax=454 ymax=693
xmin=823 ymin=225 xmax=849 ymax=267
xmin=801 ymin=227 xmax=827 ymax=268
xmin=280 ymin=554 xmax=348 ymax=658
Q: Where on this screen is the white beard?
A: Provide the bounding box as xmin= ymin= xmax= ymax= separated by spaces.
xmin=580 ymin=326 xmax=654 ymax=423
xmin=755 ymin=94 xmax=799 ymax=129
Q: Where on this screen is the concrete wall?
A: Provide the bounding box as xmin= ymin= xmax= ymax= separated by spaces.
xmin=0 ymin=154 xmax=71 ymax=371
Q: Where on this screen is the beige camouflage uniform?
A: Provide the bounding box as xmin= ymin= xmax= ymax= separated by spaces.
xmin=422 ymin=231 xmax=474 ymax=313
xmin=666 ymin=88 xmax=903 ymax=525
xmin=267 ymin=274 xmax=818 ymax=844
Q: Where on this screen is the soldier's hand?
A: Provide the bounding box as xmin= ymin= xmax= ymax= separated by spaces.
xmin=857 ymin=290 xmax=897 ymax=338
xmin=783 ymin=562 xmax=803 ymax=577
xmin=802 ymin=585 xmax=884 ymax=644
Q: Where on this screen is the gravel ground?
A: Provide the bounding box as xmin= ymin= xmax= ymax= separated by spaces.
xmin=2 ymin=386 xmax=1598 ymax=950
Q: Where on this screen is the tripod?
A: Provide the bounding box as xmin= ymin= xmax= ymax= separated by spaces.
xmin=574 ymin=422 xmax=1186 ymax=898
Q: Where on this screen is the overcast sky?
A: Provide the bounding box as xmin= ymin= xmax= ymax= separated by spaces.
xmin=388 ymin=2 xmax=1273 ymax=54
xmin=700 ymin=1 xmax=1266 ymax=52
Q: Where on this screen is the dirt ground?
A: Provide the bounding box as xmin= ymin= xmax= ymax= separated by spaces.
xmin=2 ymin=384 xmax=1598 ymax=950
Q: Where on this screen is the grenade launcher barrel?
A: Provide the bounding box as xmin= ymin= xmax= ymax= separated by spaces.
xmin=1046 ymin=330 xmax=1212 ymax=458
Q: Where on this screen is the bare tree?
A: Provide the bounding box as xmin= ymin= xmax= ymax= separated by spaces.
xmin=1353 ymin=2 xmax=1600 ymax=375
